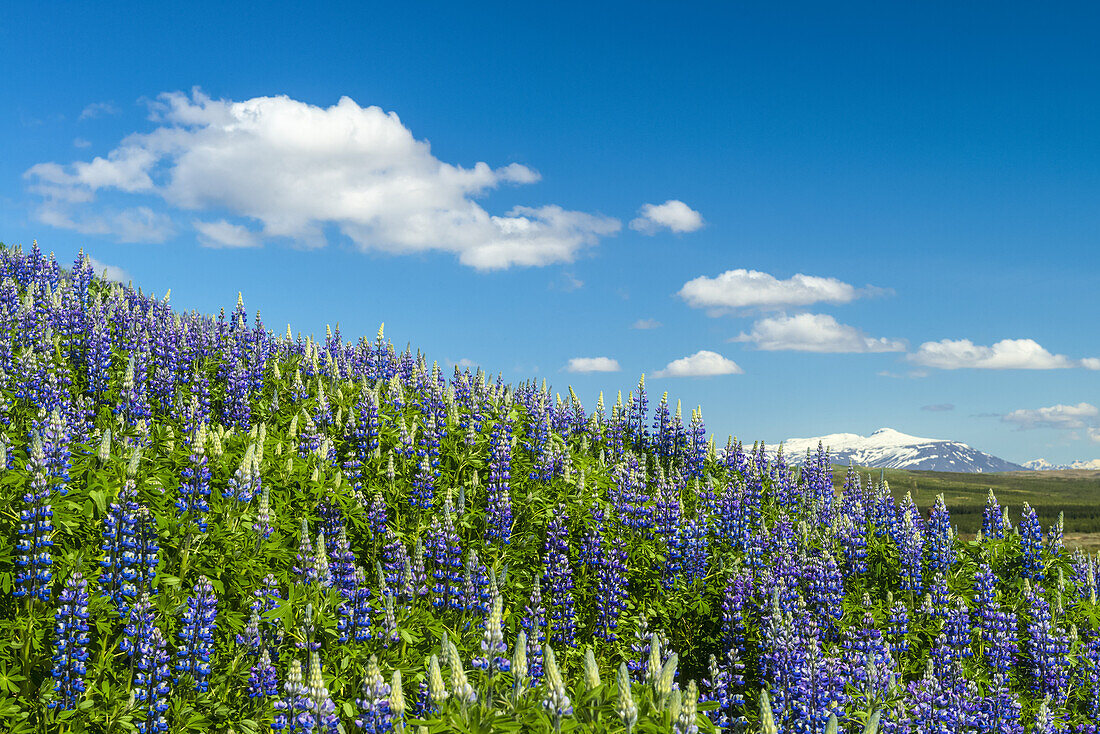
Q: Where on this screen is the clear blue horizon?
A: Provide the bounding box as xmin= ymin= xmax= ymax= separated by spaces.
xmin=2 ymin=2 xmax=1098 ymax=464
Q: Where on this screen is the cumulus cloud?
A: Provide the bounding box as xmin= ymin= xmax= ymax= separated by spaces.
xmin=630 ymin=199 xmax=703 ymax=235
xmin=908 ymin=338 xmax=1096 ymax=370
xmin=653 ymin=350 xmax=743 ymax=378
xmin=79 ymin=102 xmax=119 ymax=120
xmin=86 ymin=255 xmax=130 ymax=283
xmin=631 ymin=318 xmax=661 ymax=330
xmin=1002 ymin=402 xmax=1098 ymax=430
xmin=564 ymin=357 xmax=621 ymax=373
xmin=679 ymin=269 xmax=872 ymax=314
xmin=922 ymin=403 xmax=955 ymax=412
xmin=731 ymin=313 xmax=905 ymax=353
xmin=27 ymin=89 xmax=621 ymax=268
xmin=194 ymin=219 xmax=261 ymax=249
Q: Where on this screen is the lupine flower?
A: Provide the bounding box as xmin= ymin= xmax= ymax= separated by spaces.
xmin=674 ymin=679 xmax=699 ymax=734
xmin=100 ymin=479 xmax=141 ymax=612
xmin=273 ymin=659 xmax=311 ymax=732
xmin=355 ymin=655 xmax=392 ymax=734
xmin=473 ymin=591 xmax=509 ymax=674
xmin=253 ymin=483 xmax=274 ymax=540
xmin=175 ymin=576 xmax=217 ymax=691
xmin=543 ymin=510 xmax=577 ymax=647
xmin=485 ymin=418 xmax=514 ymax=544
xmin=1020 ymin=503 xmax=1044 ymax=581
xmin=1025 ymin=584 xmax=1070 ymax=703
xmin=304 ymin=651 xmax=340 ymax=733
xmin=447 ymin=638 xmax=477 ymax=707
xmin=176 ymin=423 xmax=211 ymax=532
xmin=427 ymin=654 xmax=448 ymax=710
xmin=49 ymin=572 xmax=90 ymax=711
xmin=983 ymin=490 xmax=1005 ymax=540
xmin=927 ymin=494 xmax=955 ymax=574
xmin=134 ymin=626 xmax=171 ymax=734
xmin=248 ymin=647 xmax=279 ymax=700
xmin=616 ymin=662 xmax=638 ymax=734
xmin=14 ymin=432 xmax=53 ymax=602
xmin=596 ymin=529 xmax=629 ymax=641
xmin=542 ymin=644 xmax=573 ymax=732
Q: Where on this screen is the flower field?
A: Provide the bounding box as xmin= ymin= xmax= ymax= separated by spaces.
xmin=3 ymin=241 xmax=1100 ymax=733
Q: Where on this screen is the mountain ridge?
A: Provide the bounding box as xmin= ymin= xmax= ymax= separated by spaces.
xmin=769 ymin=427 xmax=1026 ymax=473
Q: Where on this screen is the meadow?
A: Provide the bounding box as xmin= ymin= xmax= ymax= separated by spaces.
xmin=1 ymin=242 xmax=1099 ymax=733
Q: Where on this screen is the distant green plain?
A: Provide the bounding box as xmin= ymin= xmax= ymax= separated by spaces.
xmin=830 ymin=466 xmax=1100 ymax=550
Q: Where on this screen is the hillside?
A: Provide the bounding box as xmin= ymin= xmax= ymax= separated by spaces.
xmin=1 ymin=242 xmax=1099 ymax=733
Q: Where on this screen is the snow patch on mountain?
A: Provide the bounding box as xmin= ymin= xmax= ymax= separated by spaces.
xmin=1023 ymin=458 xmax=1100 ymax=471
xmin=770 ymin=427 xmax=1025 ymax=473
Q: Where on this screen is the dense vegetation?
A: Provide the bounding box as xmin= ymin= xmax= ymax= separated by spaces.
xmin=1 ymin=242 xmax=1099 ymax=733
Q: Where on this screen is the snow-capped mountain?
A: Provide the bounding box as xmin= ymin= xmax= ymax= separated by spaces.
xmin=1022 ymin=458 xmax=1100 ymax=471
xmin=769 ymin=427 xmax=1025 ymax=473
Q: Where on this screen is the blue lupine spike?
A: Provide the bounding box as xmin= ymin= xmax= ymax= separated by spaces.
xmin=175 ymin=576 xmax=217 ymax=691
xmin=49 ymin=571 xmax=90 ymax=711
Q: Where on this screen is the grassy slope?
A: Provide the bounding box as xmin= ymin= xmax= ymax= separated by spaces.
xmin=832 ymin=466 xmax=1100 ymax=545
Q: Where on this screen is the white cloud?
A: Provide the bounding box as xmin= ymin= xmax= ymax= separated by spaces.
xmin=921 ymin=403 xmax=955 ymax=412
xmin=679 ymin=269 xmax=868 ymax=313
xmin=1090 ymin=427 xmax=1100 ymax=444
xmin=731 ymin=313 xmax=905 ymax=353
xmin=37 ymin=203 xmax=174 ymax=243
xmin=908 ymin=338 xmax=1095 ymax=370
xmin=79 ymin=102 xmax=119 ymax=120
xmin=653 ymin=350 xmax=743 ymax=378
xmin=194 ymin=219 xmax=261 ymax=249
xmin=1003 ymin=402 xmax=1098 ymax=430
xmin=564 ymin=357 xmax=621 ymax=373
xmin=630 ymin=199 xmax=703 ymax=235
xmin=28 ymin=89 xmax=620 ymax=268
xmin=631 ymin=318 xmax=661 ymax=330
xmin=85 ymin=255 xmax=130 ymax=283
xmin=73 ymin=138 xmax=92 ymax=149
xmin=1082 ymin=357 xmax=1100 ymax=370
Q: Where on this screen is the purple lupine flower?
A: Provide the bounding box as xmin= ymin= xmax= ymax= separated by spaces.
xmin=462 ymin=550 xmax=491 ymax=614
xmin=42 ymin=407 xmax=71 ymax=495
xmin=224 ymin=444 xmax=257 ymax=502
xmin=367 ymin=490 xmax=388 ymax=535
xmin=293 ymin=519 xmax=317 ymax=584
xmin=48 ymin=572 xmax=90 ymax=711
xmin=134 ymin=626 xmax=171 ymax=734
xmin=176 ymin=423 xmax=211 ymax=532
xmin=14 ymin=433 xmax=53 ymax=602
xmin=356 ymin=655 xmax=392 ymax=733
xmin=472 ymin=592 xmax=510 ymax=674
xmin=411 ymin=456 xmax=434 ymax=510
xmin=253 ymin=484 xmax=274 ymax=540
xmin=927 ymin=494 xmax=955 ymax=574
xmin=100 ymin=479 xmax=140 ymax=612
xmin=272 ymin=659 xmax=311 ymax=732
xmin=248 ymin=647 xmax=279 ymax=700
xmin=520 ymin=577 xmax=546 ymax=682
xmin=804 ymin=552 xmax=844 ymax=634
xmin=837 ymin=510 xmax=868 ymax=577
xmin=344 ymin=391 xmax=380 ymax=493
xmin=304 ymin=651 xmax=340 ymax=734
xmin=1020 ymin=503 xmax=1044 ymax=581
xmin=330 ymin=526 xmax=358 ymax=598
xmin=543 ymin=510 xmax=577 ymax=647
xmin=974 ymin=564 xmax=1017 ymax=675
xmin=175 ymin=576 xmax=217 ymax=691
xmin=974 ymin=673 xmax=1024 ymax=734
xmin=426 ymin=508 xmax=463 ymax=609
xmin=885 ymin=594 xmax=910 ymax=660
xmin=595 ymin=528 xmax=629 ymax=641
xmin=686 ymin=407 xmax=707 ymax=479
xmin=485 ymin=418 xmax=514 ymax=544
xmin=1025 ymin=584 xmax=1070 ymax=704
xmin=897 ymin=495 xmax=925 ymax=594
xmin=932 ymin=598 xmax=973 ymax=688
xmin=121 ymin=593 xmax=156 ymax=662
xmin=982 ymin=490 xmax=1005 ymax=540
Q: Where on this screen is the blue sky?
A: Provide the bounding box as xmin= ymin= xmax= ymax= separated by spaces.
xmin=2 ymin=2 xmax=1098 ymax=464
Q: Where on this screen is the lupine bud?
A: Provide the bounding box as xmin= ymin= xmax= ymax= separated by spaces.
xmin=583 ymin=647 xmax=601 ymax=689
xmin=447 ymin=639 xmax=476 ymax=706
xmin=428 ymin=654 xmax=448 ymax=706
xmin=512 ymin=631 xmax=529 ymax=697
xmin=657 ymin=653 xmax=678 ymax=709
xmin=616 ymin=662 xmax=638 ymax=734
